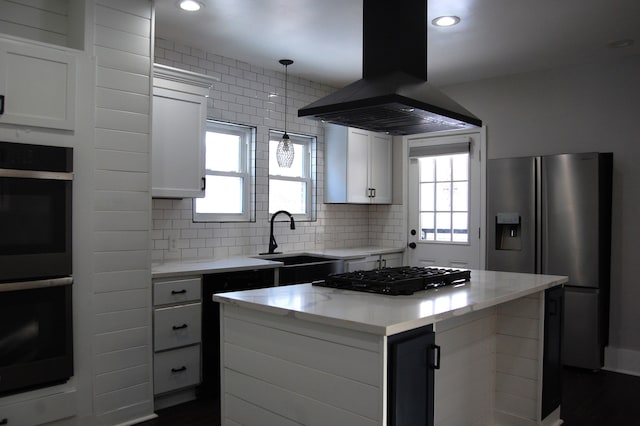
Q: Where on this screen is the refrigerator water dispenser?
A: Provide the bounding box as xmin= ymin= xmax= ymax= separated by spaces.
xmin=495 ymin=212 xmax=521 ymax=250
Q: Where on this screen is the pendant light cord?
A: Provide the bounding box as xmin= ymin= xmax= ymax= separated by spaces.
xmin=279 ymin=59 xmax=293 ymax=136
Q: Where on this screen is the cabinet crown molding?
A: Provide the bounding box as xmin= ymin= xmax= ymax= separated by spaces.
xmin=153 ymin=63 xmax=218 ymax=94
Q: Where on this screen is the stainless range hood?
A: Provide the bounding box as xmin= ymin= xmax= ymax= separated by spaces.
xmin=298 ymin=0 xmax=482 ymax=135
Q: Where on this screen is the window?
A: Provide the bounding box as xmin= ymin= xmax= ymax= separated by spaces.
xmin=418 ymin=153 xmax=469 ymax=242
xmin=194 ymin=120 xmax=255 ymax=222
xmin=268 ymin=131 xmax=315 ymax=220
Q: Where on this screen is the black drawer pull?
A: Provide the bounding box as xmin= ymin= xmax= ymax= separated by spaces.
xmin=172 ymin=323 xmax=188 ymax=330
xmin=171 ymin=366 xmax=187 ymax=373
xmin=171 ymin=289 xmax=187 ymax=295
xmin=1 ymin=418 xmax=8 ymax=425
xmin=0 ymin=95 xmax=5 ymax=115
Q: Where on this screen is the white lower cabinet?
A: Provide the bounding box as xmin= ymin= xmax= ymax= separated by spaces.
xmin=0 ymin=390 xmax=76 ymax=426
xmin=152 ymin=276 xmax=202 ymax=409
xmin=345 ymin=252 xmax=404 ymax=272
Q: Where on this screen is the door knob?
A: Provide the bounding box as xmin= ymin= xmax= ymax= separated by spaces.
xmin=410 ymin=229 xmax=417 ymax=236
xmin=408 ymin=242 xmax=417 ymax=249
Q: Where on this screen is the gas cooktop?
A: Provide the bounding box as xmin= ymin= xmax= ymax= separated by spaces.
xmin=313 ymin=266 xmax=471 ymax=296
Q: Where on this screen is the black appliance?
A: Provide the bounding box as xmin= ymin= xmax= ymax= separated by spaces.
xmin=298 ymin=0 xmax=481 ymax=135
xmin=314 ymin=266 xmax=470 ymax=295
xmin=0 ymin=279 xmax=73 ymax=396
xmin=0 ymin=141 xmax=74 ymax=396
xmin=0 ymin=141 xmax=73 ymax=282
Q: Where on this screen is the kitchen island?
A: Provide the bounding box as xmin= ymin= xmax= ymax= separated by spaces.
xmin=212 ymin=269 xmax=567 ymax=426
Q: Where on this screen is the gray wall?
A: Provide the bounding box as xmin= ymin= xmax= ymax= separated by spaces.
xmin=443 ymin=55 xmax=640 ymax=356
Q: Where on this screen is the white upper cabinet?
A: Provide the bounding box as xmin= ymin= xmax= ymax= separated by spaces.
xmin=0 ymin=38 xmax=76 ymax=130
xmin=325 ymin=124 xmax=393 ymax=204
xmin=152 ymin=64 xmax=216 ymax=198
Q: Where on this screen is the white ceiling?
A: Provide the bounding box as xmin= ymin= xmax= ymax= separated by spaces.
xmin=154 ymin=0 xmax=640 ymax=89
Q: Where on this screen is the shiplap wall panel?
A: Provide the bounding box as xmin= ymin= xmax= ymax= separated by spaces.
xmin=225 ymin=343 xmax=379 ymax=419
xmin=95 ymin=3 xmax=149 ymax=36
xmin=94 ymin=346 xmax=149 ymax=376
xmin=94 ymin=327 xmax=148 ymax=355
xmin=225 ymin=394 xmax=301 ymax=426
xmin=94 ymin=288 xmax=149 ymax=314
xmin=97 ymin=0 xmax=151 ymax=19
xmin=95 ymin=364 xmax=149 ymax=395
xmin=95 ymin=308 xmax=149 ymax=334
xmin=95 ymin=108 xmax=150 ymax=133
xmin=225 ymin=370 xmax=378 ymax=426
xmin=96 ymin=149 xmax=149 ymax=172
xmin=94 ymin=211 xmax=149 ymax=231
xmin=97 ymin=87 xmax=150 ymax=115
xmin=0 ymin=0 xmax=68 ymax=45
xmin=97 ymin=66 xmax=149 ymax=94
xmin=95 ymin=128 xmax=149 ymax=153
xmin=95 ymin=169 xmax=149 ymax=191
xmin=92 ymin=0 xmax=153 ymax=423
xmin=224 ymin=316 xmax=381 ymax=386
xmin=94 ymin=270 xmax=150 ymax=293
xmin=95 ymin=230 xmax=149 ymax=251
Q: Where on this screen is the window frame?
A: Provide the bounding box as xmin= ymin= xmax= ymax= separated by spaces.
xmin=193 ymin=120 xmax=256 ymax=223
xmin=268 ymin=130 xmax=316 ymax=222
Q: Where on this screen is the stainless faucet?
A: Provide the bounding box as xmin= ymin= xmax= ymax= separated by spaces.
xmin=266 ymin=210 xmax=295 ymax=254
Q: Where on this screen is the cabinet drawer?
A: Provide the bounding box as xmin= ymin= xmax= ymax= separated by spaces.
xmin=154 ymin=277 xmax=202 ymax=306
xmin=154 ymin=344 xmax=201 ymax=395
xmin=154 ymin=303 xmax=201 ymax=351
xmin=0 ymin=389 xmax=76 ymax=426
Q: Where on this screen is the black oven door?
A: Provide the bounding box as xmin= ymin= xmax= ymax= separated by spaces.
xmin=0 ymin=281 xmax=73 ymax=396
xmin=0 ymin=171 xmax=72 ymax=282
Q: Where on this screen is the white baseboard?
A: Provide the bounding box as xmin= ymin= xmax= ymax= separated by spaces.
xmin=604 ymin=346 xmax=640 ymax=376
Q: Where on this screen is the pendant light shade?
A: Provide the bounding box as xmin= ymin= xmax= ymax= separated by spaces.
xmin=277 ymin=59 xmax=294 ymax=168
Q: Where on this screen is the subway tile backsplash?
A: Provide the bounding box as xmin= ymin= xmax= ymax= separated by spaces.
xmin=152 ymin=39 xmax=405 ymax=261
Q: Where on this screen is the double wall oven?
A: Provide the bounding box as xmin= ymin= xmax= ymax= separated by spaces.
xmin=0 ymin=141 xmax=74 ymax=396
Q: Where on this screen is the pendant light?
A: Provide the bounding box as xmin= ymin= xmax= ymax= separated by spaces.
xmin=276 ymin=59 xmax=294 ymax=168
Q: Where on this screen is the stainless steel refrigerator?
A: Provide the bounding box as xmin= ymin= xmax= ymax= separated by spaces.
xmin=487 ymin=152 xmax=613 ymax=370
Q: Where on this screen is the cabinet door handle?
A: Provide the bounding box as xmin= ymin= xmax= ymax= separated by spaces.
xmin=429 ymin=344 xmax=441 ymax=369
xmin=171 ymin=289 xmax=187 ymax=295
xmin=371 ymin=188 xmax=376 ymax=198
xmin=1 ymin=418 xmax=8 ymax=425
xmin=382 ymin=259 xmax=387 ymax=268
xmin=172 ymin=323 xmax=188 ymax=330
xmin=171 ymin=366 xmax=187 ymax=373
xmin=201 ymin=177 xmax=206 ymax=191
xmin=0 ymin=95 xmax=5 ymax=115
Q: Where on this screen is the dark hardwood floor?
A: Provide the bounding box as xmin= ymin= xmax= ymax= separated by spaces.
xmin=141 ymin=368 xmax=640 ymax=425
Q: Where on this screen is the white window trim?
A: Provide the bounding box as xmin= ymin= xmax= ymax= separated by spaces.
xmin=193 ymin=120 xmax=255 ymax=222
xmin=268 ymin=130 xmax=316 ymax=221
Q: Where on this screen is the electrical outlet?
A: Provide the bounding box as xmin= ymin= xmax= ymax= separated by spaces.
xmin=168 ymin=235 xmax=178 ymax=253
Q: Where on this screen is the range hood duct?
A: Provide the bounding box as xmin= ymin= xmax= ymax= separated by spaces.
xmin=298 ymin=0 xmax=482 ymax=135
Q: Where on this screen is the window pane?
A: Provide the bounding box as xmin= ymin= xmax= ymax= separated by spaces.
xmin=452 ymin=182 xmax=468 ymax=211
xmin=452 ymin=154 xmax=468 ymax=181
xmin=419 ymin=157 xmax=435 ymax=182
xmin=435 ymin=156 xmax=451 ymax=181
xmin=420 ymin=182 xmax=435 ymax=211
xmin=195 ymin=176 xmax=244 ymax=214
xmin=435 ymin=182 xmax=451 ymax=211
xmin=206 ymin=132 xmax=241 ymax=172
xmin=269 ymin=179 xmax=306 ymax=214
xmin=269 ymin=140 xmax=305 ymax=178
xmin=452 ymin=213 xmax=469 ymax=242
xmin=436 ymin=212 xmax=451 ymax=241
xmin=420 ymin=212 xmax=435 ymax=241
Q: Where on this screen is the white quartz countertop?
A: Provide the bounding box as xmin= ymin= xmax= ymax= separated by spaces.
xmin=151 ymin=246 xmax=405 ymax=278
xmin=151 ymin=256 xmax=282 ymax=278
xmin=212 ymin=269 xmax=567 ymax=336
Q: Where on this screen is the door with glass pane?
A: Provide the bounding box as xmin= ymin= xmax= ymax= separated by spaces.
xmin=407 ymin=132 xmax=484 ymax=269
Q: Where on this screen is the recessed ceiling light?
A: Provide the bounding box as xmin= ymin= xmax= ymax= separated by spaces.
xmin=432 ymin=16 xmax=461 ymax=27
xmin=178 ymin=0 xmax=202 ymax=12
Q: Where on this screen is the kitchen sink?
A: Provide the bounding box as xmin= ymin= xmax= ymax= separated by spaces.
xmin=254 ymin=254 xmax=344 ymax=285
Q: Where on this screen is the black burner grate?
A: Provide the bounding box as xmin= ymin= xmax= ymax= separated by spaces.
xmin=314 ymin=266 xmax=470 ymax=295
